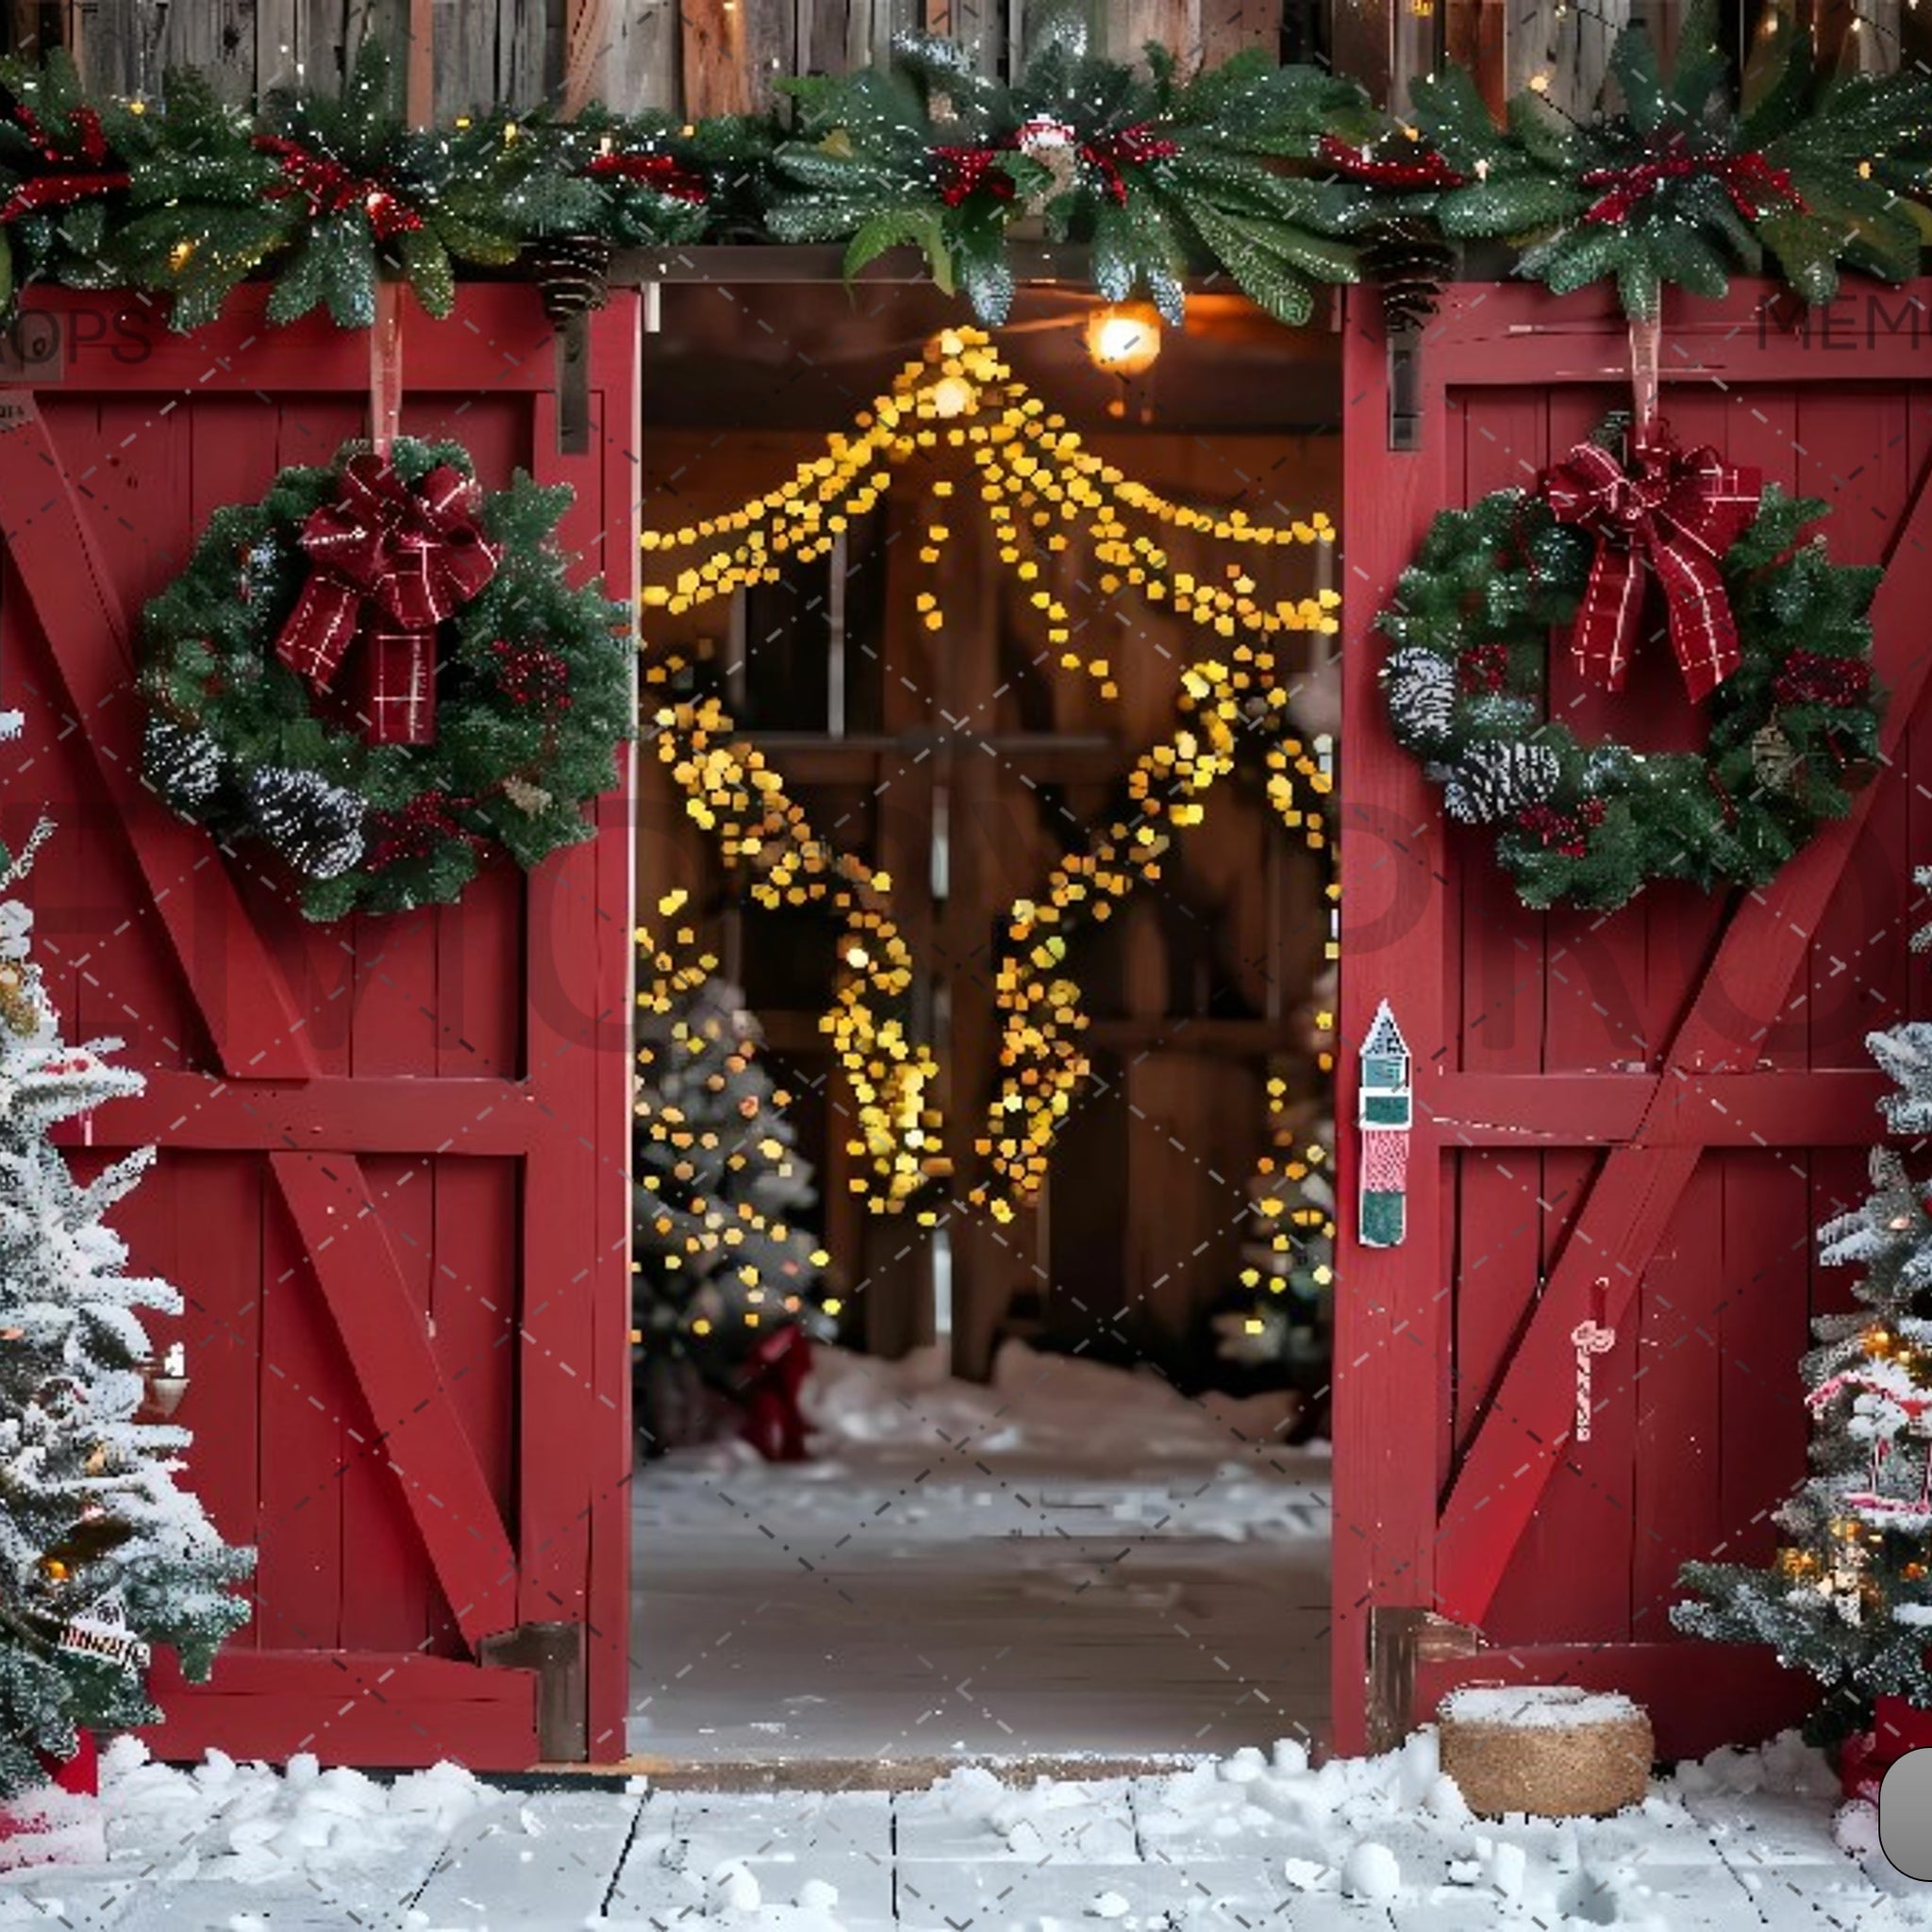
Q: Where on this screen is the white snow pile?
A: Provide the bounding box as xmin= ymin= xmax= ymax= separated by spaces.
xmin=1440 ymin=1685 xmax=1643 ymax=1728
xmin=804 ymin=1341 xmax=1304 ymax=1466
xmin=90 ymin=1737 xmax=488 ymax=1885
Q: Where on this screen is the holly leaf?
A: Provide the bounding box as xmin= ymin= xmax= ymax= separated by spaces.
xmin=843 ymin=207 xmax=954 ymax=295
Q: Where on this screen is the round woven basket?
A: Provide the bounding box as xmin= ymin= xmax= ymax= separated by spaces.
xmin=1438 ymin=1685 xmax=1653 ymax=1819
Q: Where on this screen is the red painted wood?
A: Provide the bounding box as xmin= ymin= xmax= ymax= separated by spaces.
xmin=139 ymin=1651 xmax=541 ymax=1770
xmin=1338 ymin=277 xmax=1932 ymax=1754
xmin=0 ymin=289 xmax=637 ymax=1766
xmin=1437 ymin=458 xmax=1932 ymax=1628
xmin=1332 ymin=294 xmax=1453 ymax=1754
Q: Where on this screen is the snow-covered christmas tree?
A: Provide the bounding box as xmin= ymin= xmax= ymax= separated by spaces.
xmin=0 ymin=800 xmax=252 ymax=1797
xmin=1677 ymin=870 xmax=1932 ymax=1742
xmin=633 ymin=897 xmax=832 ymax=1445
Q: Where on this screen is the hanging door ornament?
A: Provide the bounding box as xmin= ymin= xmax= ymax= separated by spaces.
xmin=1357 ymin=1001 xmax=1410 ymax=1248
xmin=1571 ymin=1278 xmax=1617 ymax=1445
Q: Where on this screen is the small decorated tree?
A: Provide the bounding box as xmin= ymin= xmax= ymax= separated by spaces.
xmin=1677 ymin=873 xmax=1932 ymax=1743
xmin=634 ymin=902 xmax=833 ymax=1456
xmin=0 ymin=802 xmax=252 ymax=1798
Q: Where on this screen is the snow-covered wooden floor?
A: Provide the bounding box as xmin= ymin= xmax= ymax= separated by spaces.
xmin=630 ymin=1346 xmax=1334 ymax=1765
xmin=1 ymin=1740 xmax=1917 ymax=1930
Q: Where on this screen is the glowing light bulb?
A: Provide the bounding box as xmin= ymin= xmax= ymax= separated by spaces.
xmin=1085 ymin=302 xmax=1165 ymax=375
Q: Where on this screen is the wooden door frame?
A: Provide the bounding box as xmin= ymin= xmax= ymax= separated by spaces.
xmin=1334 ymin=278 xmax=1932 ymax=1758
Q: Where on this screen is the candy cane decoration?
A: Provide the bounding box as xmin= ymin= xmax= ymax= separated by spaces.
xmin=1357 ymin=1001 xmax=1410 ymax=1248
xmin=1571 ymin=1278 xmax=1616 ymax=1443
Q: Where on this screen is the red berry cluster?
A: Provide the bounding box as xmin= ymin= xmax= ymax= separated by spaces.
xmin=1457 ymin=643 xmax=1510 ymax=693
xmin=490 ymin=640 xmax=573 ymax=709
xmin=1516 ymin=797 xmax=1607 ymax=859
xmin=1774 ymin=650 xmax=1873 ymax=709
xmin=366 ymin=791 xmax=480 ymax=870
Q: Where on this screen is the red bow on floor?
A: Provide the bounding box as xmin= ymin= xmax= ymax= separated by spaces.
xmin=274 ymin=457 xmax=501 ymax=746
xmin=1539 ymin=425 xmax=1760 ymax=704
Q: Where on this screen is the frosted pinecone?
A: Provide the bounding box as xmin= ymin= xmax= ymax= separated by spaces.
xmin=243 ymin=765 xmax=366 ymax=880
xmin=144 ymin=716 xmax=225 ymax=814
xmin=1382 ymin=648 xmax=1456 ymax=748
xmin=1442 ymin=740 xmax=1559 ymax=824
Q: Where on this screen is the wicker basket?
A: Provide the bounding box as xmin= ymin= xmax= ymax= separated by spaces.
xmin=1438 ymin=1685 xmax=1653 ymax=1818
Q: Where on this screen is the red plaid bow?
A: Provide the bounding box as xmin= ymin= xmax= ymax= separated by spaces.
xmin=1580 ymin=135 xmax=1804 ymax=226
xmin=274 ymin=457 xmax=501 ymax=746
xmin=1539 ymin=425 xmax=1760 ymax=704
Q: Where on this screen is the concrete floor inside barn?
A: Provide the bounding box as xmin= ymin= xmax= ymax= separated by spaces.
xmin=627 ymin=1344 xmax=1333 ymax=1769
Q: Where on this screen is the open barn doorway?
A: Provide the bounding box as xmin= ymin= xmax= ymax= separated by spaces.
xmin=630 ymin=272 xmax=1341 ymax=1771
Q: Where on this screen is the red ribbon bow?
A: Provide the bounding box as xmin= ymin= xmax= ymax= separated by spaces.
xmin=1538 ymin=425 xmax=1760 ymax=704
xmin=1580 ymin=137 xmax=1804 ymax=227
xmin=254 ymin=134 xmax=423 ymax=241
xmin=274 ymin=457 xmax=501 ymax=746
xmin=585 ymin=148 xmax=708 ymax=201
xmin=1081 ymin=122 xmax=1180 ymax=206
xmin=1317 ymin=134 xmax=1467 ymax=192
xmin=0 ymin=103 xmax=129 ymax=223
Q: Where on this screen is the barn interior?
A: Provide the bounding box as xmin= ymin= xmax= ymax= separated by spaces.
xmin=630 ymin=274 xmax=1341 ymax=1769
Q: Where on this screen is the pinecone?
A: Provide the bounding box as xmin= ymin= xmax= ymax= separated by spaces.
xmin=1442 ymin=740 xmax=1560 ymax=824
xmin=1382 ymin=648 xmax=1456 ymax=748
xmin=143 ymin=715 xmax=225 ymax=814
xmin=527 ymin=232 xmax=613 ymax=326
xmin=243 ymin=765 xmax=367 ymax=880
xmin=1361 ymin=218 xmax=1454 ymax=332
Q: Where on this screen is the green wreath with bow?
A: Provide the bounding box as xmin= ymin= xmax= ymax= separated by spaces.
xmin=138 ymin=438 xmax=632 ymax=921
xmin=1377 ymin=446 xmax=1886 ymax=912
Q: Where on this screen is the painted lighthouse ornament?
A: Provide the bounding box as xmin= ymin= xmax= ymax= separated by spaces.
xmin=1357 ymin=1000 xmax=1411 ymax=1248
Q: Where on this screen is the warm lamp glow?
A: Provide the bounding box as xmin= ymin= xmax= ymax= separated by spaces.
xmin=1086 ymin=302 xmax=1164 ymax=375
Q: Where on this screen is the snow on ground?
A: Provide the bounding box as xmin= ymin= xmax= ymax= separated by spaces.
xmin=632 ymin=1344 xmax=1332 ymax=1761
xmin=0 ymin=1726 xmax=1918 ymax=1928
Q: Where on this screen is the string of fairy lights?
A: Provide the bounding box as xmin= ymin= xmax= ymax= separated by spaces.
xmin=634 ymin=892 xmax=838 ymax=1325
xmin=641 ymin=327 xmax=1338 ymax=1217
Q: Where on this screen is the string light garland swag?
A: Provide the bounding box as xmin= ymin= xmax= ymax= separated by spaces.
xmin=643 ymin=330 xmax=1337 ymax=1213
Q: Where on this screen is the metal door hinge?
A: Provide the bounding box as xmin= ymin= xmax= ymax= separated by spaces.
xmin=479 ymin=1620 xmax=587 ymax=1761
xmin=1366 ymin=1606 xmax=1483 ymax=1753
xmin=1388 ymin=325 xmax=1424 ymax=452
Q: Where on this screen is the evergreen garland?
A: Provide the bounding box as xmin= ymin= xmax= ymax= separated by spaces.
xmin=4 ymin=10 xmax=1932 ymax=335
xmin=1378 ymin=479 xmax=1887 ymax=911
xmin=1407 ymin=0 xmax=1932 ymax=318
xmin=139 ymin=437 xmax=632 ymax=921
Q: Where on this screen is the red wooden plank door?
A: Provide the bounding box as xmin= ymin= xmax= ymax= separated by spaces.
xmin=1335 ymin=280 xmax=1932 ymax=1760
xmin=0 ymin=289 xmax=639 ymax=1769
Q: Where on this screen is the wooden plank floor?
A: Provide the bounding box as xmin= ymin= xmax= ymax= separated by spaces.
xmin=5 ymin=1776 xmax=1906 ymax=1928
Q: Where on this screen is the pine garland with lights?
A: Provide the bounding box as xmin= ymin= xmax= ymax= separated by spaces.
xmin=7 ymin=13 xmax=1932 ymax=334
xmin=140 ymin=436 xmax=631 ymax=921
xmin=774 ymin=12 xmax=1373 ymax=326
xmin=1407 ymin=0 xmax=1932 ymax=319
xmin=1377 ymin=475 xmax=1885 ymax=911
xmin=1676 ymin=947 xmax=1932 ymax=1744
xmin=633 ymin=903 xmax=835 ymax=1440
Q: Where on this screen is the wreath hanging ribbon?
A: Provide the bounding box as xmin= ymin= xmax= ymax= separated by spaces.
xmin=1538 ymin=425 xmax=1761 ymax=704
xmin=273 ymin=455 xmax=501 ymax=746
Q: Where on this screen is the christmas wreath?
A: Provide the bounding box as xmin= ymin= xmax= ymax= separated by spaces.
xmin=139 ymin=438 xmax=631 ymax=921
xmin=1378 ymin=427 xmax=1886 ymax=911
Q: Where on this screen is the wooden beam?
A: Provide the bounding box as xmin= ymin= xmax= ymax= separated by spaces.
xmin=1434 ymin=456 xmax=1932 ymax=1629
xmin=1426 ymin=1069 xmax=1892 ymax=1147
xmin=60 ymin=1072 xmax=536 ymax=1156
xmin=271 ymin=1153 xmax=524 ymax=1652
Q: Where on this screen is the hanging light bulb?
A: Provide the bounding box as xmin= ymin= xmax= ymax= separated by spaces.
xmin=1085 ymin=301 xmax=1165 ymax=375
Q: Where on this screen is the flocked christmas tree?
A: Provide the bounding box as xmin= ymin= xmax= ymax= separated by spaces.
xmin=0 ymin=794 xmax=251 ymax=1797
xmin=633 ymin=898 xmax=832 ymax=1424
xmin=1677 ymin=870 xmax=1932 ymax=1741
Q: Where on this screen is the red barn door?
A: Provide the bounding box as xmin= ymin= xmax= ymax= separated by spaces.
xmin=1335 ymin=281 xmax=1932 ymax=1760
xmin=0 ymin=289 xmax=638 ymax=1768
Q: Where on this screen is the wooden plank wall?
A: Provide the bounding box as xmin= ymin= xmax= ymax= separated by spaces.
xmin=15 ymin=4 xmax=1923 ymax=129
